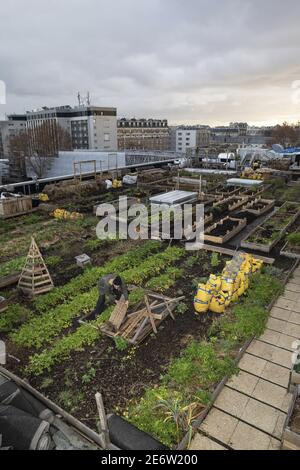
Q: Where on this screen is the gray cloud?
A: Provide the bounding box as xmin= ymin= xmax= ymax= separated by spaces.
xmin=1 ymin=0 xmax=300 ymax=125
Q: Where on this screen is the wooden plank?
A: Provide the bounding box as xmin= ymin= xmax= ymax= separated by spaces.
xmin=0 ymin=273 xmax=20 ymax=289
xmin=144 ymin=295 xmax=158 ymax=334
xmin=201 ymin=243 xmax=275 ymax=264
xmin=108 ymin=299 xmax=128 ymax=331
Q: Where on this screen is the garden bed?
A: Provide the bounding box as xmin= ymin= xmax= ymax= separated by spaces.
xmin=242 ymin=198 xmax=275 ymax=217
xmin=241 ymin=202 xmax=300 ymax=253
xmin=281 ymin=241 xmax=300 ymax=260
xmin=204 ymin=216 xmax=247 ymax=244
xmin=0 ymin=177 xmax=294 ymax=449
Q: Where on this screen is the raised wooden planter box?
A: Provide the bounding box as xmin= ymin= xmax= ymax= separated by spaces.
xmin=0 ymin=196 xmax=33 ymax=219
xmin=241 ymin=202 xmax=300 ymax=254
xmin=228 ymin=195 xmax=249 ymax=212
xmin=204 ymin=216 xmax=247 ymax=244
xmin=215 ymin=187 xmax=240 ymax=197
xmin=242 ymin=198 xmax=275 ymax=217
xmin=280 ymin=241 xmax=300 ymax=260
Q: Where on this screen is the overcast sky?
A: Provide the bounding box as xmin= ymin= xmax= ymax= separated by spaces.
xmin=1 ymin=0 xmax=300 ymax=126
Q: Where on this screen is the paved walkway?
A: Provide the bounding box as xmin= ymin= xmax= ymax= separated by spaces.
xmin=191 ymin=266 xmax=300 ymax=450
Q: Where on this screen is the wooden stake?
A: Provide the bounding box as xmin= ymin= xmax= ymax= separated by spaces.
xmin=95 ymin=392 xmax=110 ymax=449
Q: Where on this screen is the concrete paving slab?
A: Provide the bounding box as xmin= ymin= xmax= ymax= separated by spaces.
xmin=285 ymin=282 xmax=300 ymax=294
xmin=267 ymin=318 xmax=287 ymax=334
xmin=252 ymin=378 xmax=292 ymax=412
xmin=214 ymin=388 xmax=249 ymax=419
xmin=238 ymin=353 xmax=267 ymax=376
xmin=293 ymin=267 xmax=300 ymax=277
xmin=247 ymin=340 xmax=292 ymax=368
xmin=229 ymin=421 xmax=280 ymax=450
xmin=271 ymin=306 xmax=293 ymax=322
xmin=241 ymin=398 xmax=285 ymax=438
xmin=261 ymin=361 xmax=290 ymax=388
xmin=239 ymin=351 xmax=290 ymax=386
xmin=291 ymin=274 xmax=300 ymax=284
xmin=189 ymin=433 xmax=227 ymax=450
xmin=289 ymin=311 xmax=300 ymax=325
xmin=267 ymin=318 xmax=300 ymax=339
xmin=227 ymin=371 xmax=259 ymax=395
xmin=260 ymin=329 xmax=294 ymax=351
xmin=276 ymin=333 xmax=297 ymax=351
xmin=199 ymin=408 xmax=238 ymax=445
xmin=260 ymin=329 xmax=281 ymax=346
xmin=292 ymin=303 xmax=300 ymax=314
xmin=283 ymin=321 xmax=300 ymax=339
xmin=274 ymin=298 xmax=296 ymax=311
xmin=282 ymin=290 xmax=300 ymax=302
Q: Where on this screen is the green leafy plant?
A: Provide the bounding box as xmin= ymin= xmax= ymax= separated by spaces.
xmin=0 ymin=304 xmax=31 ymax=333
xmin=0 ymin=256 xmax=26 ymax=277
xmin=82 ymin=367 xmax=97 ymax=384
xmin=114 ymin=337 xmax=129 ymax=351
xmin=210 ymin=252 xmax=220 ymax=268
xmin=287 ymin=232 xmax=300 ymax=247
xmin=176 ymin=303 xmax=188 ymax=315
xmin=45 ymin=255 xmax=62 ymax=267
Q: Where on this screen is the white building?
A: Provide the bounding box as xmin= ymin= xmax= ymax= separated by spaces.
xmin=176 ymin=128 xmax=210 ymax=153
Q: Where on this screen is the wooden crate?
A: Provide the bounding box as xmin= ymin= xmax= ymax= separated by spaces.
xmin=0 ymin=197 xmax=33 ymax=219
xmin=241 ymin=203 xmax=300 ymax=254
xmin=241 ymin=198 xmax=275 ymax=217
xmin=204 ymin=217 xmax=247 ymax=245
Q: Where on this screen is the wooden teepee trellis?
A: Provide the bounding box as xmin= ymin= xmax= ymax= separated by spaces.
xmin=18 ymin=237 xmax=54 ymax=296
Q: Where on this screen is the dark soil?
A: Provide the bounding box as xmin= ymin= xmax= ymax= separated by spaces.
xmin=209 ymin=219 xmax=239 ymax=237
xmin=6 ymin=251 xmax=223 ymax=428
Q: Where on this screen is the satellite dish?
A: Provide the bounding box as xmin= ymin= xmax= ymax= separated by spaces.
xmin=272 ymin=144 xmax=284 ymax=153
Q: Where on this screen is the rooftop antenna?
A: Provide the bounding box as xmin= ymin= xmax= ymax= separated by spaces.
xmin=87 ymin=91 xmax=91 ymax=106
xmin=77 ymin=92 xmax=81 ymax=107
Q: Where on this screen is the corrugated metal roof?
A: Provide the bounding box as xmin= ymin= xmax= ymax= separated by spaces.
xmin=150 ymin=190 xmax=198 ymax=205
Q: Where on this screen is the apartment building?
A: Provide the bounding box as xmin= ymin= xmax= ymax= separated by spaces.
xmin=0 ymin=115 xmax=27 ymax=158
xmin=25 ymin=105 xmax=118 ymax=152
xmin=176 ymin=127 xmax=210 ymax=153
xmin=118 ymin=118 xmax=170 ymax=151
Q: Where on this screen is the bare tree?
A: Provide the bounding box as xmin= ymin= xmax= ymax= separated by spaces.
xmin=271 ymin=122 xmax=300 ymax=147
xmin=9 ymin=122 xmax=73 ymax=179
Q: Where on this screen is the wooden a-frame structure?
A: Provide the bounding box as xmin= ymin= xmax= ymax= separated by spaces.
xmin=18 ymin=237 xmax=54 ymax=296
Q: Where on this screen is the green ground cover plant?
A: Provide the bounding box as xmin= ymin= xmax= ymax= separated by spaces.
xmin=33 ymin=240 xmax=161 ymax=313
xmin=0 ymin=256 xmax=26 ymax=277
xmin=126 ymin=267 xmax=283 ymax=448
xmin=12 ymin=245 xmax=184 ymax=349
xmin=22 ymin=247 xmax=186 ymax=373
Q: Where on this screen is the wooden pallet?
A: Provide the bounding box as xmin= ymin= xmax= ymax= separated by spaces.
xmin=100 ymin=293 xmax=185 ymax=345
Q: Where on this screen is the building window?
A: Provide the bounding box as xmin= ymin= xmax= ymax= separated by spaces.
xmin=104 ymin=133 xmax=110 ymax=141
